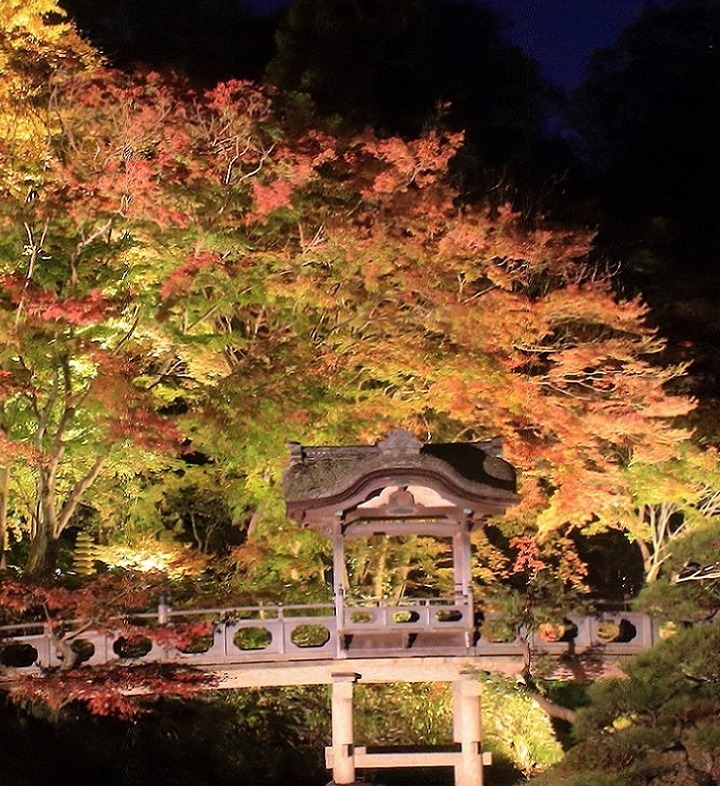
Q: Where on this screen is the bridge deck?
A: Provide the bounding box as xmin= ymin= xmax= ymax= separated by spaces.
xmin=0 ymin=603 xmax=656 ymax=786
xmin=207 ymin=653 xmax=632 ymax=689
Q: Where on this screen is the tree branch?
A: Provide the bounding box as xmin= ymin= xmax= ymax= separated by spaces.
xmin=55 ymin=454 xmax=107 ymax=537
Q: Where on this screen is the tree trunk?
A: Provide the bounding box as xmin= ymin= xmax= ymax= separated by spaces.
xmin=0 ymin=466 xmax=9 ymax=569
xmin=25 ymin=469 xmax=60 ymax=576
xmin=519 ymin=637 xmax=578 ymax=724
xmin=645 ymin=556 xmax=665 ymax=584
xmin=391 ymin=555 xmax=412 ymax=603
xmin=25 ymin=521 xmax=59 ymax=577
xmin=529 ymin=690 xmax=578 ymax=725
xmin=24 ymin=455 xmax=106 ymax=576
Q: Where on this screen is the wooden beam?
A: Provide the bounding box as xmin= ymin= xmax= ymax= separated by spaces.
xmin=210 ymin=656 xmax=521 ymax=689
xmin=343 ymin=520 xmax=459 ymax=538
xmin=325 ymin=746 xmax=493 ymax=768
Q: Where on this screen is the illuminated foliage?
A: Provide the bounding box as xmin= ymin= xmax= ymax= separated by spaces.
xmin=634 ymin=517 xmax=720 ymax=624
xmin=0 ymin=1 xmax=95 ymax=171
xmin=2 ymin=47 xmax=704 ymax=571
xmin=0 ymin=571 xmax=216 ymax=716
xmin=0 ymin=5 xmax=716 ymax=753
xmin=624 ymin=445 xmax=720 ymax=582
xmin=5 ymin=663 xmax=214 ymax=719
xmin=0 ymin=26 xmax=708 ymax=589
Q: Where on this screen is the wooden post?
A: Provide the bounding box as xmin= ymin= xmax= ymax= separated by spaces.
xmin=453 ymin=679 xmax=483 ymax=786
xmin=452 ymin=526 xmax=475 ymax=646
xmin=452 ymin=526 xmax=474 ymax=596
xmin=332 ymin=522 xmax=346 ymax=657
xmin=330 ymin=673 xmax=357 ymax=785
xmin=158 ymin=594 xmax=171 ymax=625
xmin=452 ymin=679 xmax=463 ymax=744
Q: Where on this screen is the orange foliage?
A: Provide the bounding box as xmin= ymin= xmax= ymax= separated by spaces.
xmin=0 ymin=61 xmax=701 ymax=588
xmin=6 ymin=664 xmax=215 ymax=718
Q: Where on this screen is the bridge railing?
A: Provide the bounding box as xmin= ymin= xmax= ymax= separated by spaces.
xmin=0 ymin=604 xmax=340 ymax=670
xmin=0 ymin=602 xmax=665 ymax=672
xmin=171 ymin=603 xmax=339 ymax=663
xmin=342 ymin=596 xmax=471 ymax=633
xmin=474 ymin=612 xmax=660 ymax=656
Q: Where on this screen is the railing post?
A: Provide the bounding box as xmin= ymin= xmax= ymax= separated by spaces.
xmin=158 ymin=594 xmax=171 ymax=626
xmin=278 ymin=607 xmax=286 ymax=655
xmin=42 ymin=621 xmax=54 ymax=668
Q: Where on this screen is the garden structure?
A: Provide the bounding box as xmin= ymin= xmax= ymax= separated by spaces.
xmin=283 ymin=428 xmax=520 ymax=784
xmin=0 ymin=432 xmax=662 ymax=785
xmin=283 ymin=428 xmax=520 ymax=657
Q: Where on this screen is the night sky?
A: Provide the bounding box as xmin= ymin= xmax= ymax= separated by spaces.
xmin=245 ymin=0 xmax=651 ymax=88
xmin=492 ymin=0 xmax=648 ymax=88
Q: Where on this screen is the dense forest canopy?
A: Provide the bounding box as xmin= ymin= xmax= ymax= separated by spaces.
xmin=0 ymin=2 xmax=719 ymax=784
xmin=55 ymin=0 xmax=720 ymax=412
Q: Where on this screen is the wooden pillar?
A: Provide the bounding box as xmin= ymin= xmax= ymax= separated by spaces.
xmin=332 ymin=522 xmax=346 ymax=657
xmin=452 ymin=525 xmax=475 ymax=645
xmin=330 ymin=673 xmax=357 ymax=785
xmin=452 ymin=679 xmax=483 ymax=786
xmin=452 ymin=527 xmax=472 ymax=597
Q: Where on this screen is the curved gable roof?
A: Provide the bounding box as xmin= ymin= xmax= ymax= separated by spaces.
xmin=283 ymin=430 xmax=519 ymax=529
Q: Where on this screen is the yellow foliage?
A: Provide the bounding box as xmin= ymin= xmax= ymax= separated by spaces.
xmin=0 ymin=0 xmax=93 ymax=63
xmin=95 ymin=537 xmax=208 ymax=577
xmin=0 ymin=0 xmax=96 ymax=169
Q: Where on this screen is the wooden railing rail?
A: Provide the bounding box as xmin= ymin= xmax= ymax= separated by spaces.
xmin=0 ymin=601 xmax=666 ymax=673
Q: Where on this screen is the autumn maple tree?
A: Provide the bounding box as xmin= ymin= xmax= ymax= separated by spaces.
xmin=0 ymin=6 xmax=716 ymax=740
xmin=0 ymin=571 xmax=216 ymax=717
xmin=0 ymin=0 xmax=95 ymax=152
xmin=0 ymin=68 xmax=191 ymax=574
xmin=162 ymin=117 xmax=698 ymax=588
xmin=0 ymin=5 xmax=711 ymax=593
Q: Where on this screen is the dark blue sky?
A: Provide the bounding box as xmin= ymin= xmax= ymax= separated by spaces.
xmin=245 ymin=0 xmax=651 ymax=89
xmin=495 ymin=0 xmax=647 ymax=88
